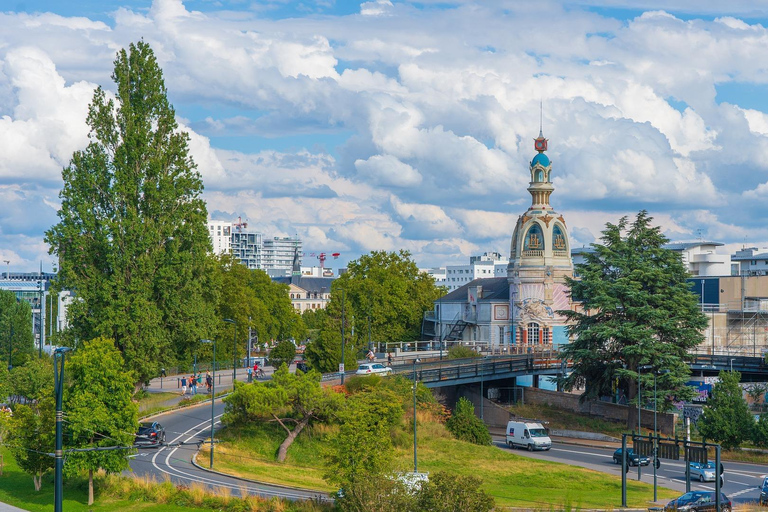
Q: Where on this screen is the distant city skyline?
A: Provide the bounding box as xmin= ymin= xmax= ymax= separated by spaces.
xmin=1 ymin=0 xmax=768 ymax=274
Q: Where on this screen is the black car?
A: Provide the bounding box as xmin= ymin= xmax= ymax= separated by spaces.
xmin=612 ymin=447 xmax=650 ymax=466
xmin=664 ymin=491 xmax=731 ymax=512
xmin=760 ymin=477 xmax=768 ymax=506
xmin=295 ymin=361 xmax=311 ymax=374
xmin=134 ymin=421 xmax=166 ymax=447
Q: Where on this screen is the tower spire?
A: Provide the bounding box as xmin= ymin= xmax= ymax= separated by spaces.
xmin=539 ymin=100 xmax=543 ymax=138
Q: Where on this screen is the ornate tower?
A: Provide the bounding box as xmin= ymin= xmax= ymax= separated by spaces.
xmin=508 ymin=130 xmax=573 ymax=347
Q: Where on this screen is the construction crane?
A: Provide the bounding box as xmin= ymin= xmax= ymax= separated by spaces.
xmin=234 ymin=216 xmax=248 ymax=232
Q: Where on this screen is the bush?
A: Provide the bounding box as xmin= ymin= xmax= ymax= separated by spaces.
xmin=445 ymin=397 xmax=491 ymax=445
xmin=447 ymin=346 xmax=480 ymax=359
xmin=415 ymin=472 xmax=494 ymax=512
xmin=270 ymin=340 xmax=297 ymax=369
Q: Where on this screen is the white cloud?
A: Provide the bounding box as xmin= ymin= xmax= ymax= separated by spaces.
xmin=354 ymin=154 xmax=422 ymax=187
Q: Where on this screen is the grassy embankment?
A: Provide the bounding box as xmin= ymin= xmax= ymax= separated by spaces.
xmin=0 ymin=446 xmax=330 ymax=512
xmin=198 ymin=411 xmax=678 ymax=510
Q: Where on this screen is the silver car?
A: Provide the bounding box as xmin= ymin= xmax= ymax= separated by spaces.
xmin=688 ymin=462 xmax=717 ymax=482
xmin=355 ymin=363 xmax=392 ymax=376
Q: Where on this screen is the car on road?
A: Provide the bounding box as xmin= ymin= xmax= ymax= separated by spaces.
xmin=134 ymin=421 xmax=166 ymax=447
xmin=688 ymin=461 xmax=717 ymax=482
xmin=355 ymin=363 xmax=392 ymax=376
xmin=612 ymin=447 xmax=650 ymax=466
xmin=295 ymin=361 xmax=310 ymax=373
xmin=760 ymin=476 xmax=768 ymax=506
xmin=663 ymin=491 xmax=731 ymax=512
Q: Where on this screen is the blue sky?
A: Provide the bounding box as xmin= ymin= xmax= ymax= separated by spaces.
xmin=2 ymin=0 xmax=768 ymax=272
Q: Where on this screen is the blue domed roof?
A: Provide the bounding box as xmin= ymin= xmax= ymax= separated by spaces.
xmin=531 ymin=153 xmax=550 ymax=167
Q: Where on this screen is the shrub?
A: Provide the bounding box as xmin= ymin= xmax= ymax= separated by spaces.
xmin=445 ymin=397 xmax=491 ymax=445
xmin=447 ymin=346 xmax=480 ymax=359
xmin=415 ymin=472 xmax=494 ymax=512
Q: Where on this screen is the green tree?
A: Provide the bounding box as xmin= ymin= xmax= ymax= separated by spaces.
xmin=8 ymin=397 xmax=55 ymax=491
xmin=6 ymin=358 xmax=55 ymax=491
xmin=746 ymin=383 xmax=767 ymax=412
xmin=222 ymin=365 xmax=341 ymax=462
xmin=64 ymin=337 xmax=138 ymax=505
xmin=307 ymin=251 xmax=443 ymax=372
xmin=0 ymin=290 xmax=35 ymax=369
xmin=447 ymin=345 xmax=481 ymax=359
xmin=752 ymin=413 xmax=768 ymax=448
xmin=445 ymin=397 xmax=491 ymax=445
xmin=698 ymin=371 xmax=753 ymax=450
xmin=415 ymin=472 xmax=494 ymax=512
xmin=214 ymin=255 xmax=305 ymax=364
xmin=269 ymin=340 xmax=296 ymax=368
xmin=558 ymin=211 xmax=707 ymax=413
xmin=45 ymin=41 xmax=218 ymax=386
xmin=324 ymin=387 xmax=404 ymax=509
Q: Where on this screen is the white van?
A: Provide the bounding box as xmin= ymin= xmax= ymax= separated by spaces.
xmin=505 ymin=420 xmax=552 ymax=451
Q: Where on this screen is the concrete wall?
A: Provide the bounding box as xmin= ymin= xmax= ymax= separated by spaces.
xmin=520 ymin=387 xmax=676 ymax=436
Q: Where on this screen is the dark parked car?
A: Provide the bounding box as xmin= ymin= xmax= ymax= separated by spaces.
xmin=295 ymin=361 xmax=310 ymax=374
xmin=134 ymin=421 xmax=165 ymax=447
xmin=664 ymin=491 xmax=731 ymax=512
xmin=760 ymin=477 xmax=768 ymax=506
xmin=612 ymin=447 xmax=650 ymax=466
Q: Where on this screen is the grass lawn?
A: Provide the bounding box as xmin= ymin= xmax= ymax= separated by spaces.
xmin=200 ymin=414 xmax=679 ymax=510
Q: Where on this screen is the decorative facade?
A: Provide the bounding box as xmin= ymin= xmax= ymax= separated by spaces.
xmin=508 ymin=130 xmax=573 ymax=347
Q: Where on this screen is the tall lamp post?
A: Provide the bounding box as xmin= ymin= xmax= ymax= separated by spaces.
xmin=7 ymin=326 xmax=13 ymax=371
xmin=223 ymin=319 xmax=237 ymax=384
xmin=340 ymin=289 xmax=346 ymax=385
xmin=638 ymin=364 xmax=653 ymax=482
xmin=413 ymin=358 xmax=421 ymax=473
xmin=201 ymin=339 xmax=216 ymax=468
xmin=54 ymin=346 xmax=72 ymax=512
xmin=38 ymin=280 xmax=44 ymax=358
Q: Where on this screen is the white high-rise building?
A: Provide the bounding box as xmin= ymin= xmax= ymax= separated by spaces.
xmin=443 ymin=252 xmax=509 ymax=291
xmin=207 ymin=220 xmax=232 ymax=255
xmin=263 ymin=237 xmax=302 ymax=277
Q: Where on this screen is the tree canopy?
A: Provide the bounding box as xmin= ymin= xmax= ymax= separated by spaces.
xmin=64 ymin=337 xmax=138 ymax=505
xmin=0 ymin=290 xmax=34 ymax=369
xmin=45 ymin=41 xmax=218 ymax=384
xmin=698 ymin=371 xmax=754 ymax=450
xmin=558 ymin=211 xmax=707 ymax=409
xmin=305 ymin=250 xmax=444 ymax=372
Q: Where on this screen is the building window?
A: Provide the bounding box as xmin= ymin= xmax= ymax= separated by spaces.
xmin=524 ymin=224 xmax=544 ymax=252
xmin=527 ymin=322 xmax=540 ymax=344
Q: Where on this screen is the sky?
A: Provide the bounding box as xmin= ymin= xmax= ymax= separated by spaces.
xmin=2 ymin=0 xmax=768 ymax=274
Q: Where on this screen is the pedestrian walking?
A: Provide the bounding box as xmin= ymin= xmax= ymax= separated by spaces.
xmin=247 ymin=366 xmax=253 ymax=383
xmin=387 ymin=352 xmax=393 ymax=365
xmin=205 ymin=371 xmax=212 ymax=393
xmin=180 ymin=375 xmax=187 ymax=396
xmin=190 ymin=374 xmax=197 ymax=395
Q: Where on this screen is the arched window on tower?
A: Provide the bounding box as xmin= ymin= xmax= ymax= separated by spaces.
xmin=527 ymin=322 xmax=540 ymax=344
xmin=523 ymin=223 xmax=545 ymax=256
xmin=552 ymin=224 xmax=568 ymax=257
xmin=536 ymin=170 xmax=543 ymax=182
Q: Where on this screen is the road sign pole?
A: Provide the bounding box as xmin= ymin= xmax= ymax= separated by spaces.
xmin=621 ymin=434 xmax=627 ymax=508
xmin=715 ymin=445 xmax=721 ymax=512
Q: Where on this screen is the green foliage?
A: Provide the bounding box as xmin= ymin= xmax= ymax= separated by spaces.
xmin=213 ymin=255 xmax=305 ymax=364
xmin=7 ymin=357 xmax=54 ymax=405
xmin=222 ymin=365 xmax=342 ymax=462
xmin=45 ymin=41 xmax=218 ymax=385
xmin=270 ymin=340 xmax=297 ymax=369
xmin=307 ymin=251 xmax=443 ymax=372
xmin=752 ymin=413 xmax=768 ymax=448
xmin=8 ymin=379 xmax=55 ymax=490
xmin=0 ymin=290 xmax=35 ymax=369
xmin=447 ymin=346 xmax=481 ymax=359
xmin=445 ymin=397 xmax=491 ymax=445
xmin=64 ymin=337 xmax=138 ymax=473
xmin=558 ymin=211 xmax=707 ymax=408
xmin=334 ymin=473 xmax=415 ymax=512
xmin=415 ymin=472 xmax=494 ymax=512
xmin=698 ymin=371 xmax=754 ymax=450
xmin=324 ymin=387 xmax=404 ymax=492
xmin=746 ymin=383 xmax=767 ymax=411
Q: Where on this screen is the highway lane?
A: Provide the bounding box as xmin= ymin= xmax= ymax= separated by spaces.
xmin=493 ymin=436 xmax=767 ymax=505
xmin=129 ymin=397 xmax=329 ymax=502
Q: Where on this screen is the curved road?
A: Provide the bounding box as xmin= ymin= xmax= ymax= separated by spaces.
xmin=128 ymin=398 xmax=329 ymax=502
xmin=492 ymin=435 xmax=767 ymax=505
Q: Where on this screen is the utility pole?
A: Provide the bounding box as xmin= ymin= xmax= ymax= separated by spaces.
xmin=340 ymin=289 xmax=346 ymax=384
xmin=54 ymin=347 xmax=72 ymax=512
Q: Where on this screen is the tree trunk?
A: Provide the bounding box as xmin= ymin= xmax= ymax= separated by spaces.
xmin=276 ymin=416 xmax=311 ymax=462
xmin=33 ymin=473 xmax=41 ymax=491
xmin=88 ymin=468 xmax=94 ymax=505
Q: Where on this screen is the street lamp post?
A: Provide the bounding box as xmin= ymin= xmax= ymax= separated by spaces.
xmin=38 ymin=280 xmax=44 ymax=358
xmin=54 ymin=346 xmax=72 ymax=512
xmin=413 ymin=358 xmax=420 ymax=473
xmin=638 ymin=364 xmax=653 ymax=482
xmin=201 ymin=339 xmax=216 ymax=468
xmin=7 ymin=326 xmax=14 ymax=371
xmin=223 ymin=319 xmax=237 ymax=384
xmin=340 ymin=289 xmax=346 ymax=385
xmin=730 ymin=359 xmax=735 ymax=373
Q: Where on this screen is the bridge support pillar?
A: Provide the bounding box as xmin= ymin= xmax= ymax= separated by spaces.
xmin=532 ymin=375 xmax=540 ymax=388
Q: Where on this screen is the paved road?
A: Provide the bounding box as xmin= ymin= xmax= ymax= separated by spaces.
xmin=493 ymin=435 xmax=767 ymax=505
xmin=130 ymin=370 xmax=330 ymax=503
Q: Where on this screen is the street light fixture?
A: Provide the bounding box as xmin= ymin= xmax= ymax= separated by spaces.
xmin=54 ymin=346 xmax=72 ymax=512
xmin=651 ymin=369 xmax=670 ymax=501
xmin=638 ymin=364 xmax=653 ymax=482
xmin=413 ymin=357 xmax=421 ymax=473
xmin=223 ymin=319 xmax=237 ymax=384
xmin=201 ymin=339 xmax=216 ymax=469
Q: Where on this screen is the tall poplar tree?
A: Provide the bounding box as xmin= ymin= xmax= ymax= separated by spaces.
xmin=46 ymin=41 xmax=217 ymax=384
xmin=559 ymin=211 xmax=707 ymax=411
